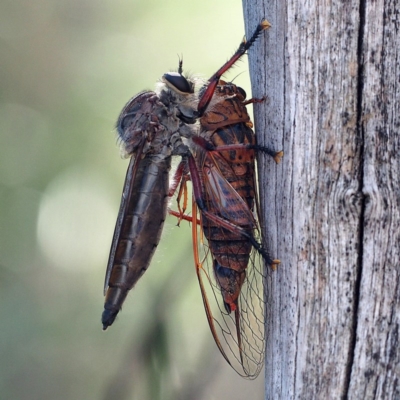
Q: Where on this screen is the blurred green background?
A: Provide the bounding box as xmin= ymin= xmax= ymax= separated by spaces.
xmin=0 ymin=0 xmax=263 ymax=399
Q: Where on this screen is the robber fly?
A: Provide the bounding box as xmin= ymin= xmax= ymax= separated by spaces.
xmin=102 ymin=70 xmax=199 ymax=328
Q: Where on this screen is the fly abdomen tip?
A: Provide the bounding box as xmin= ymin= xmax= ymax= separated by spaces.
xmin=102 ymin=308 xmax=119 ymax=330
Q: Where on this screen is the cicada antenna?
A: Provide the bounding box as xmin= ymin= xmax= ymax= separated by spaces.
xmin=230 ymin=71 xmax=245 ymax=83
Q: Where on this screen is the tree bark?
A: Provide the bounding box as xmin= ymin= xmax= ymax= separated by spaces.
xmin=242 ymin=1 xmax=400 ymax=399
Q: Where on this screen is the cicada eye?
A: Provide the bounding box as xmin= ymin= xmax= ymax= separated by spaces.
xmin=237 ymin=86 xmax=247 ymax=99
xmin=163 ymin=72 xmax=194 ymax=93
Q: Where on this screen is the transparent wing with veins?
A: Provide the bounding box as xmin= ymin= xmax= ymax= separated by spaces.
xmin=191 ymin=152 xmax=268 ymax=378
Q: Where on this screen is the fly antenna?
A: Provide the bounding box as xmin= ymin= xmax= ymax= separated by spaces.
xmin=177 ymin=54 xmax=183 ymax=74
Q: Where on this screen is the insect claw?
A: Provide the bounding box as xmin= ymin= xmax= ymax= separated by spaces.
xmin=261 ymin=19 xmax=272 ymax=31
xmin=270 ymin=259 xmax=281 ymax=270
xmin=273 ymin=151 xmax=284 ymax=164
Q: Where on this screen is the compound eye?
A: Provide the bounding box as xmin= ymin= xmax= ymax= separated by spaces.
xmin=163 ymin=72 xmax=193 ymax=93
xmin=237 ymin=87 xmax=247 ymax=99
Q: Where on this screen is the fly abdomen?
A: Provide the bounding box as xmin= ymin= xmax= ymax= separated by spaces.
xmin=103 ymin=154 xmax=171 ymax=329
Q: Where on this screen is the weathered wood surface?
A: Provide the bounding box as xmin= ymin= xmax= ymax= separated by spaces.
xmin=242 ymin=0 xmax=400 ymax=398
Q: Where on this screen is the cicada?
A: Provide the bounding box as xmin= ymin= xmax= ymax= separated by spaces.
xmin=174 ymin=78 xmax=282 ymax=378
xmin=168 ymin=20 xmax=282 ymax=378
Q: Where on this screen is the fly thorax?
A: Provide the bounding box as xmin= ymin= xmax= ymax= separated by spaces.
xmin=170 ymin=131 xmax=190 ymax=157
xmin=148 ymin=145 xmax=172 ymax=163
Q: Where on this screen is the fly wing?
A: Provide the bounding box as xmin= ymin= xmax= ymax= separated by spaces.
xmin=103 ymin=91 xmax=171 ymax=329
xmin=104 ymin=154 xmax=140 ymax=293
xmin=104 ymin=91 xmax=157 ymax=293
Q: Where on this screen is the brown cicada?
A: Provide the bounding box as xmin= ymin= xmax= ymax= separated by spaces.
xmin=168 ymin=20 xmax=282 ymax=378
xmin=174 ymin=78 xmax=282 ymax=378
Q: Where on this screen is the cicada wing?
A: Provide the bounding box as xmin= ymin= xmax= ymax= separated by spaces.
xmin=202 ymin=151 xmax=256 ymax=228
xmin=191 ymin=199 xmax=267 ymax=379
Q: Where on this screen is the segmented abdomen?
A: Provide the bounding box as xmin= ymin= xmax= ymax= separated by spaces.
xmin=102 ymin=154 xmax=170 ymax=328
xmin=202 ymin=122 xmax=256 ymax=277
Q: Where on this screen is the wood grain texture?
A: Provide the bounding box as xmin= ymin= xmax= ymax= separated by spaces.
xmin=242 ymin=0 xmax=400 ymax=398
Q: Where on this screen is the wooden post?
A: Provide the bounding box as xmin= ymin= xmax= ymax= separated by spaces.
xmin=243 ymin=0 xmax=400 ymax=398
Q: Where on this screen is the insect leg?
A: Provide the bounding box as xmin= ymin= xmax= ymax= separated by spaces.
xmin=168 ymin=159 xmax=192 ymax=225
xmin=202 ymin=205 xmax=279 ymax=268
xmin=191 ymin=135 xmax=284 ymax=164
xmin=208 ymin=143 xmax=283 ymax=164
xmin=198 ymin=19 xmax=271 ymax=115
xmin=243 ymin=96 xmax=266 ymax=106
xmin=254 ymin=147 xmax=284 ymax=164
xmin=168 ymin=159 xmax=186 ymax=197
xmin=168 ymin=208 xmax=200 ymax=224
